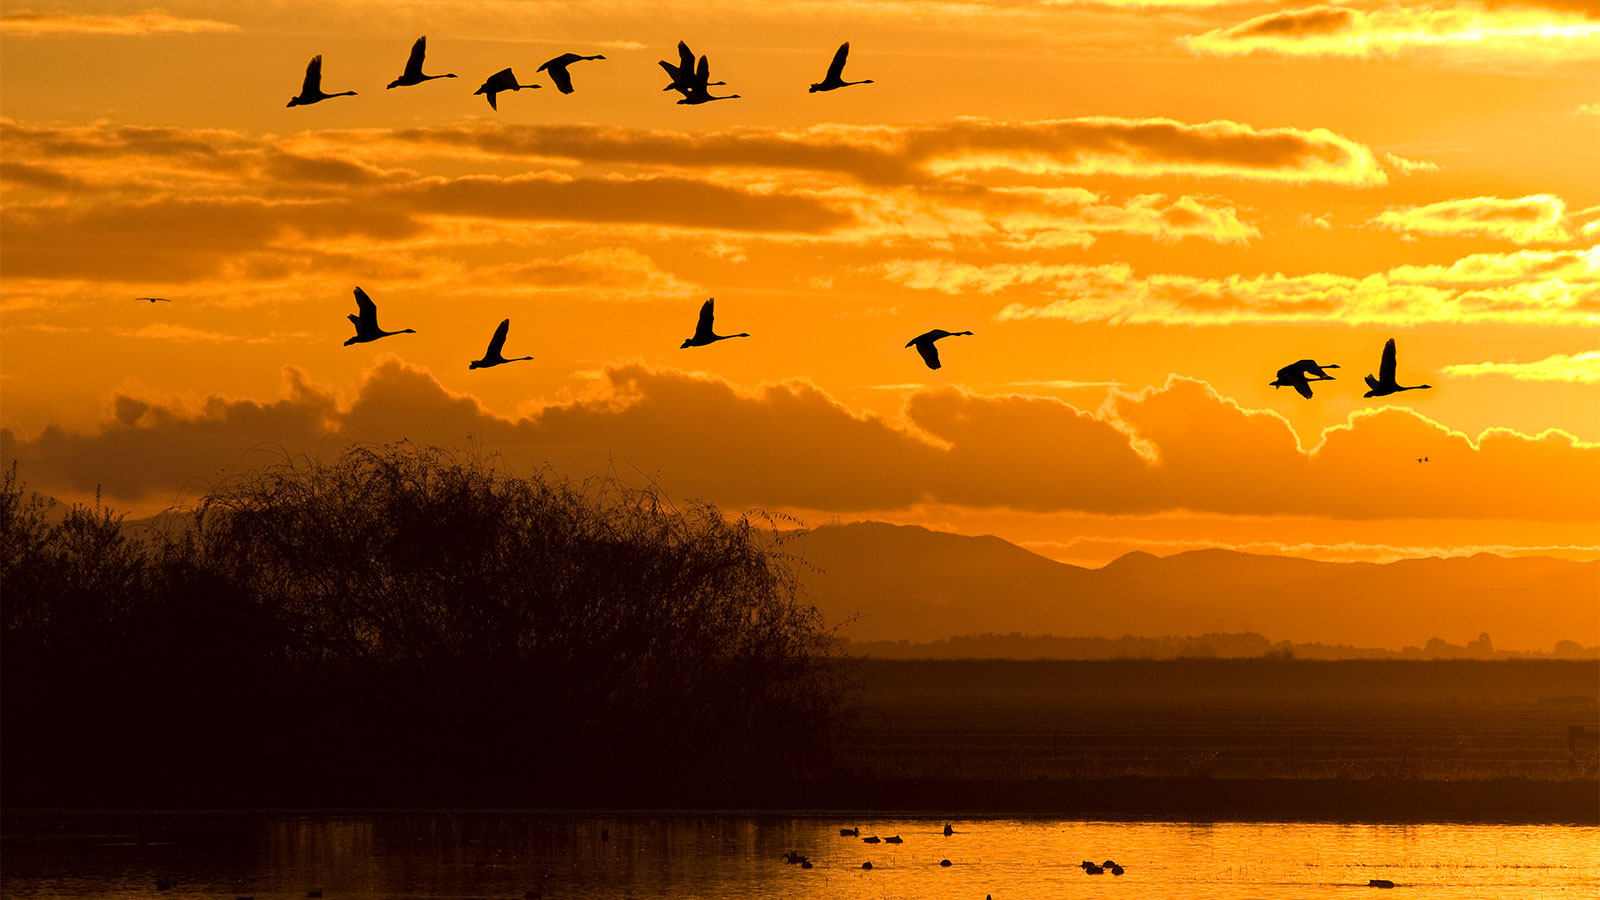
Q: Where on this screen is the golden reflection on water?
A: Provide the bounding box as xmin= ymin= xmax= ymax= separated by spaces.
xmin=4 ymin=814 xmax=1596 ymax=899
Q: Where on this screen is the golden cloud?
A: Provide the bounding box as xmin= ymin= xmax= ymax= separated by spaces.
xmin=0 ymin=9 xmax=239 ymax=36
xmin=1371 ymin=195 xmax=1574 ymax=244
xmin=1442 ymin=350 xmax=1600 ymax=383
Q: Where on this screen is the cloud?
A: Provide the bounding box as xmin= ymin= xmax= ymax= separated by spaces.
xmin=884 ymin=245 xmax=1600 ymax=325
xmin=1183 ymin=3 xmax=1600 ymax=62
xmin=1371 ymin=195 xmax=1574 ymax=244
xmin=1442 ymin=351 xmax=1600 ymax=383
xmin=5 ymin=362 xmax=1594 ymax=524
xmin=0 ymin=8 xmax=239 ymax=36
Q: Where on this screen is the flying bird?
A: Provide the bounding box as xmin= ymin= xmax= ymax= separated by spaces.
xmin=809 ymin=42 xmax=873 ymax=92
xmin=680 ymin=298 xmax=749 ymax=347
xmin=474 ymin=68 xmax=540 ymax=110
xmin=387 ymin=36 xmax=456 ymax=89
xmin=468 ymin=319 xmax=534 ymax=369
xmin=1363 ymin=338 xmax=1432 ymax=398
xmin=343 ymin=286 xmax=415 ymax=346
xmin=286 ymin=55 xmax=357 ymax=107
xmin=135 ymin=297 xmax=171 ymax=303
xmin=537 ymin=52 xmax=606 ymax=94
xmin=1270 ymin=359 xmax=1339 ymax=399
xmin=906 ymin=329 xmax=973 ymax=370
xmin=677 ymin=54 xmax=740 ymax=105
xmin=660 ymin=41 xmax=724 ymax=95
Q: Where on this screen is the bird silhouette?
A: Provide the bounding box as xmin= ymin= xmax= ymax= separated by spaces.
xmin=1102 ymin=860 xmax=1125 ymax=875
xmin=538 ymin=52 xmax=606 ymax=93
xmin=469 ymin=319 xmax=534 ymax=369
xmin=677 ymin=54 xmax=740 ymax=105
xmin=781 ymin=850 xmax=808 ymax=864
xmin=906 ymin=329 xmax=973 ymax=370
xmin=1270 ymin=359 xmax=1338 ymax=399
xmin=884 ymin=835 xmax=903 ymax=844
xmin=1363 ymin=338 xmax=1432 ymax=398
xmin=388 ymin=36 xmax=456 ymax=89
xmin=286 ymin=55 xmax=356 ymax=107
xmin=135 ymin=297 xmax=171 ymax=303
xmin=862 ymin=835 xmax=881 ymax=844
xmin=940 ymin=859 xmax=952 ymax=867
xmin=840 ymin=827 xmax=860 ymax=836
xmin=943 ymin=823 xmax=954 ymax=836
xmin=810 ymin=42 xmax=873 ymax=92
xmin=343 ymin=286 xmax=415 ymax=346
xmin=474 ymin=68 xmax=540 ymax=110
xmin=861 ymin=861 xmax=873 ymax=870
xmin=660 ymin=41 xmax=724 ymax=95
xmin=1080 ymin=861 xmax=1104 ymax=874
xmin=680 ymin=298 xmax=749 ymax=347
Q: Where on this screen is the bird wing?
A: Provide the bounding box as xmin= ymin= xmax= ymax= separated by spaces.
xmin=1292 ymin=375 xmax=1313 ymax=400
xmin=695 ymin=299 xmax=716 ymax=338
xmin=303 ymin=55 xmax=323 ymax=94
xmin=826 ymin=42 xmax=849 ymax=81
xmin=678 ymin=41 xmax=695 ymax=74
xmin=695 ymin=55 xmax=710 ymax=88
xmin=1379 ymin=338 xmax=1397 ymax=383
xmin=404 ymin=36 xmax=426 ymax=77
xmin=485 ymin=319 xmax=510 ymax=358
xmin=914 ymin=339 xmax=941 ymax=370
xmin=547 ymin=64 xmax=575 ymax=94
xmin=659 ymin=59 xmax=682 ymax=82
xmin=353 ymin=286 xmax=376 ymax=325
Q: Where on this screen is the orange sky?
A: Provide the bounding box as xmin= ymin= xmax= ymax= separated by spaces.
xmin=2 ymin=0 xmax=1597 ymax=566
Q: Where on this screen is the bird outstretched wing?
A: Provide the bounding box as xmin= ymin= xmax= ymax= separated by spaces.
xmin=827 ymin=43 xmax=850 ymax=82
xmin=547 ymin=64 xmax=575 ymax=94
xmin=303 ymin=55 xmax=323 ymax=93
xmin=1379 ymin=338 xmax=1397 ymax=383
xmin=695 ymin=299 xmax=716 ymax=338
xmin=352 ymin=286 xmax=376 ymax=324
xmin=405 ymin=36 xmax=427 ymax=78
xmin=914 ymin=339 xmax=941 ymax=370
xmin=486 ymin=318 xmax=510 ymax=357
xmin=678 ymin=41 xmax=695 ymax=74
xmin=1291 ymin=376 xmax=1313 ymax=399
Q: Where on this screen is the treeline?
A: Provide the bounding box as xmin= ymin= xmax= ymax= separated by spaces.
xmin=840 ymin=631 xmax=1600 ymax=661
xmin=1 ymin=447 xmax=846 ymax=807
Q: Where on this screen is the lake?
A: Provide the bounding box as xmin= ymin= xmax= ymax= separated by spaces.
xmin=3 ymin=812 xmax=1596 ymax=899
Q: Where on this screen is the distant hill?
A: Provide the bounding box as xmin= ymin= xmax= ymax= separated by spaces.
xmin=787 ymin=522 xmax=1600 ymax=651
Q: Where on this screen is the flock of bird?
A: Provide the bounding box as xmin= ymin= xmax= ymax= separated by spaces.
xmin=776 ymin=822 xmax=1123 ymax=876
xmin=286 ymin=36 xmax=872 ymax=110
xmin=1270 ymin=339 xmax=1432 ymax=400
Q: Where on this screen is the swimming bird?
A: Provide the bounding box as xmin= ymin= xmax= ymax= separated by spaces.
xmin=538 ymin=52 xmax=605 ymax=93
xmin=884 ymin=835 xmax=903 ymax=844
xmin=343 ymin=286 xmax=415 ymax=346
xmin=939 ymin=859 xmax=952 ymax=867
xmin=286 ymin=55 xmax=356 ymax=107
xmin=1368 ymin=880 xmax=1395 ymax=889
xmin=943 ymin=823 xmax=953 ymax=836
xmin=468 ymin=319 xmax=534 ymax=369
xmin=861 ymin=861 xmax=873 ymax=870
xmin=387 ymin=36 xmax=456 ymax=89
xmin=136 ymin=297 xmax=171 ymax=303
xmin=800 ymin=860 xmax=813 ymax=869
xmin=1080 ymin=861 xmax=1104 ymax=874
xmin=1102 ymin=860 xmax=1125 ymax=875
xmin=1363 ymin=338 xmax=1432 ymax=398
xmin=810 ymin=42 xmax=873 ymax=92
xmin=677 ymin=54 xmax=740 ymax=105
xmin=782 ymin=850 xmax=808 ymax=864
xmin=840 ymin=827 xmax=860 ymax=836
xmin=474 ymin=68 xmax=540 ymax=110
xmin=660 ymin=41 xmax=724 ymax=95
xmin=906 ymin=329 xmax=973 ymax=370
xmin=1270 ymin=359 xmax=1339 ymax=399
xmin=862 ymin=835 xmax=881 ymax=844
xmin=680 ymin=298 xmax=749 ymax=347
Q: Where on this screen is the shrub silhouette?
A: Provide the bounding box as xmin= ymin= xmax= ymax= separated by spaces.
xmin=2 ymin=447 xmax=844 ymax=806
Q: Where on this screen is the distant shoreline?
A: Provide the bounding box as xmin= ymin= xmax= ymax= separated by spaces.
xmin=5 ymin=778 xmax=1596 ymax=825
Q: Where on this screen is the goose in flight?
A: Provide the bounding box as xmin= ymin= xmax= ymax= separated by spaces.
xmin=474 ymin=68 xmax=540 ymax=110
xmin=469 ymin=319 xmax=534 ymax=369
xmin=810 ymin=42 xmax=873 ymax=92
xmin=1363 ymin=338 xmax=1432 ymax=398
xmin=135 ymin=297 xmax=171 ymax=303
xmin=680 ymin=298 xmax=749 ymax=347
xmin=660 ymin=41 xmax=724 ymax=95
xmin=343 ymin=286 xmax=415 ymax=346
xmin=287 ymin=55 xmax=357 ymax=107
xmin=677 ymin=54 xmax=740 ymax=105
xmin=906 ymin=329 xmax=973 ymax=370
xmin=538 ymin=52 xmax=606 ymax=94
xmin=388 ymin=36 xmax=456 ymax=89
xmin=1270 ymin=359 xmax=1338 ymax=400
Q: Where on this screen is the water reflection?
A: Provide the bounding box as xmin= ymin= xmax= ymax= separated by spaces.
xmin=3 ymin=813 xmax=1596 ymax=899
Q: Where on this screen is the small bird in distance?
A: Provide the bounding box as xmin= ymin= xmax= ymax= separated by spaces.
xmin=474 ymin=68 xmax=540 ymax=110
xmin=387 ymin=36 xmax=456 ymax=89
xmin=286 ymin=55 xmax=357 ymax=107
xmin=906 ymin=329 xmax=973 ymax=370
xmin=660 ymin=41 xmax=723 ymax=95
xmin=538 ymin=52 xmax=606 ymax=94
xmin=676 ymin=54 xmax=740 ymax=105
xmin=135 ymin=297 xmax=171 ymax=303
xmin=343 ymin=286 xmax=415 ymax=346
xmin=1363 ymin=338 xmax=1432 ymax=398
xmin=469 ymin=319 xmax=534 ymax=369
xmin=810 ymin=43 xmax=873 ymax=92
xmin=1270 ymin=359 xmax=1339 ymax=399
xmin=680 ymin=298 xmax=749 ymax=347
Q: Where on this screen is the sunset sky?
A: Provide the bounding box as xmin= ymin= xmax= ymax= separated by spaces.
xmin=2 ymin=0 xmax=1596 ymax=567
